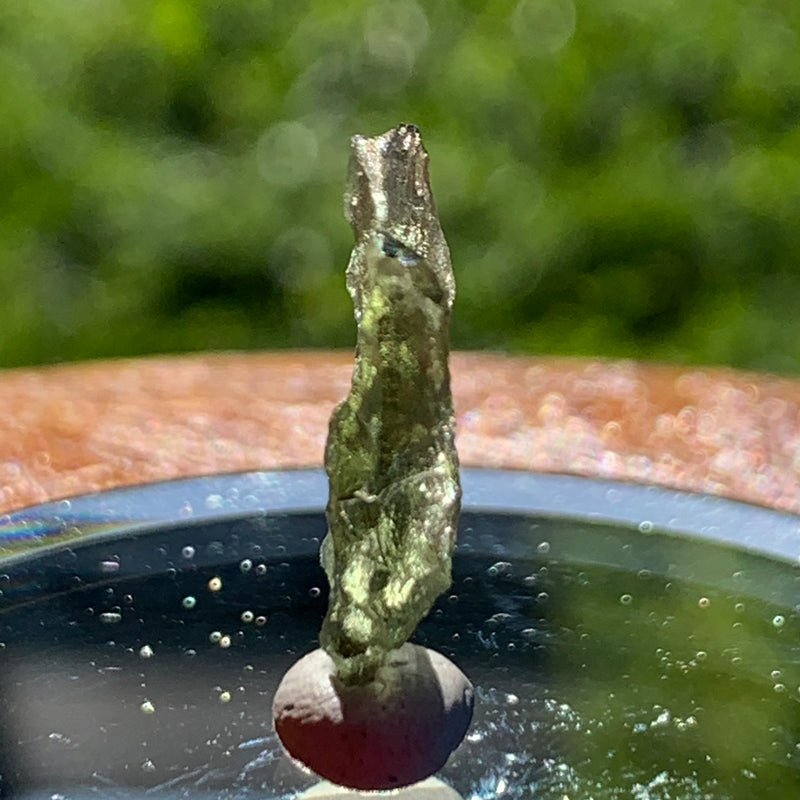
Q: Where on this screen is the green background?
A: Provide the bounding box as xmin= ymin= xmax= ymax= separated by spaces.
xmin=2 ymin=0 xmax=800 ymax=371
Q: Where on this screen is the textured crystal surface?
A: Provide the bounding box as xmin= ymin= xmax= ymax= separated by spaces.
xmin=320 ymin=124 xmax=461 ymax=684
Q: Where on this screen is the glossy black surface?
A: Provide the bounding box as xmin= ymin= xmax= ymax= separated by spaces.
xmin=0 ymin=470 xmax=798 ymax=799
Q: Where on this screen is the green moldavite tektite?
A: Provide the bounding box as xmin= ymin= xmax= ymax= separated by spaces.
xmin=320 ymin=124 xmax=461 ymax=685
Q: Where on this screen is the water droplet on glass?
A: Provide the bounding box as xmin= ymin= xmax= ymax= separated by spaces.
xmin=620 ymin=594 xmax=633 ymax=605
xmin=698 ymin=597 xmax=710 ymax=609
xmin=205 ymin=494 xmax=224 ymax=510
xmin=240 ymin=610 xmax=254 ymax=624
xmin=239 ymin=558 xmax=253 ymax=573
xmin=99 ymin=612 xmax=122 ymax=624
xmin=638 ymin=520 xmax=653 ymax=533
xmin=208 ymin=576 xmax=223 ymax=592
xmin=219 ymin=690 xmax=232 ymax=703
xmin=182 ymin=595 xmax=196 ymax=610
xmin=772 ymin=615 xmax=785 ymax=628
xmin=537 ymin=541 xmax=550 ymax=554
xmin=651 ymin=709 xmax=671 ymax=727
xmin=139 ymin=645 xmax=154 ymax=659
xmin=209 ymin=631 xmax=222 ymax=643
xmin=309 ymin=586 xmax=321 ymax=598
xmin=181 ymin=545 xmax=195 ymax=559
xmin=140 ymin=700 xmax=156 ymax=714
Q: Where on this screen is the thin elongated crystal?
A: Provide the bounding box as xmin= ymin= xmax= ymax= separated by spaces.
xmin=320 ymin=124 xmax=461 ymax=685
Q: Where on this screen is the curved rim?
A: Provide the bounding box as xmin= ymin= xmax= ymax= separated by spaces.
xmin=1 ymin=468 xmax=799 ymax=567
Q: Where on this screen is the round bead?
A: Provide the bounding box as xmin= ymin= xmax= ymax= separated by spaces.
xmin=273 ymin=644 xmax=474 ymax=791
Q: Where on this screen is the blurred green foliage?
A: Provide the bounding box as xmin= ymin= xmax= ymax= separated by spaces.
xmin=1 ymin=0 xmax=800 ymax=370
